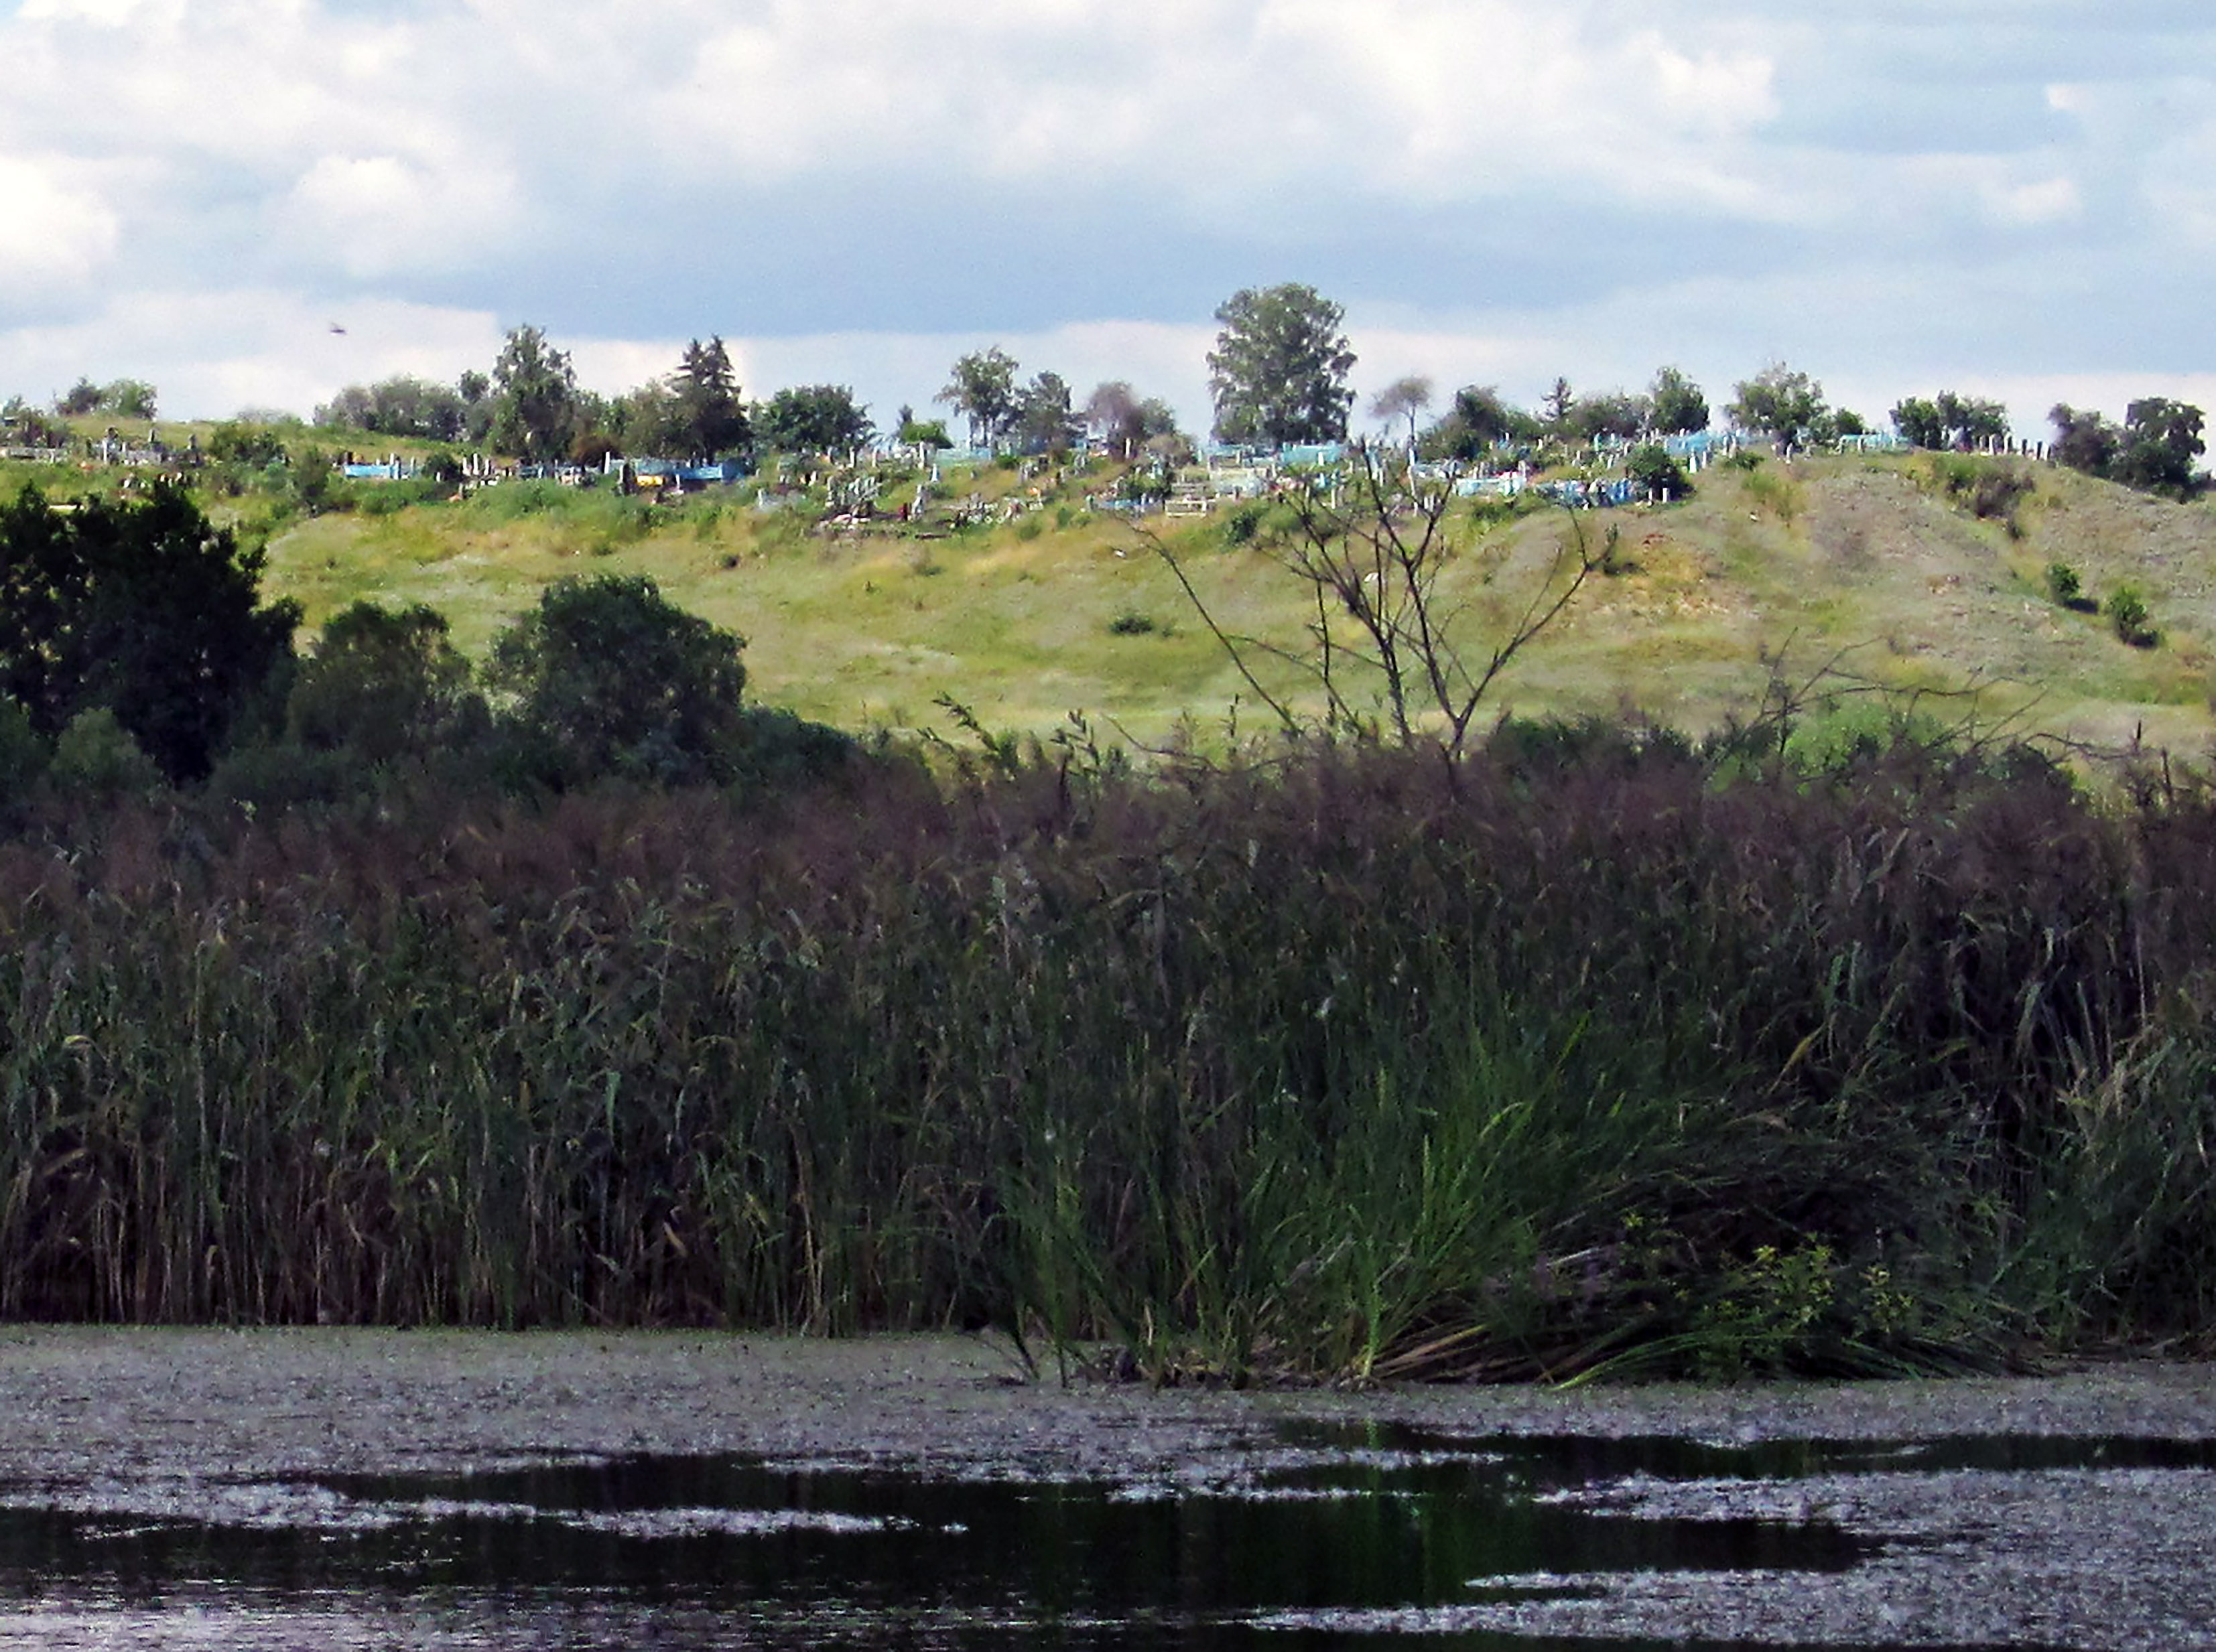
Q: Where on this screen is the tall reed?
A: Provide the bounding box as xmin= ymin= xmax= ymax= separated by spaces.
xmin=0 ymin=735 xmax=2209 ymax=1379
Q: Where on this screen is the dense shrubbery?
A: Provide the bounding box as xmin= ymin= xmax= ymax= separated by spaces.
xmin=0 ymin=725 xmax=2212 ymax=1384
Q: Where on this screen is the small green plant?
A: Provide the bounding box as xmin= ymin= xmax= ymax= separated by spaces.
xmin=2045 ymin=561 xmax=2083 ymax=608
xmin=2106 ymin=583 xmax=2158 ymax=647
xmin=1107 ymin=610 xmax=1159 ymax=636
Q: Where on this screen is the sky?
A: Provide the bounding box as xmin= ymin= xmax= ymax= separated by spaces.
xmin=3 ymin=0 xmax=2213 ymax=442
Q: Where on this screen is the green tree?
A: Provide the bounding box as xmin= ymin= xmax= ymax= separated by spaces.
xmin=1011 ymin=371 xmax=1079 ymax=455
xmin=1892 ymin=391 xmax=2009 ymax=450
xmin=670 ymin=336 xmax=750 ymax=459
xmin=937 ymin=347 xmax=1021 ymax=448
xmin=1568 ymin=390 xmax=1649 ymax=443
xmin=288 ymin=600 xmax=486 ymax=768
xmin=1421 ymin=385 xmax=1531 ymax=461
xmin=486 ymin=573 xmax=748 ymax=790
xmin=1648 ymin=366 xmax=1709 ymax=435
xmin=2116 ymin=397 xmax=2205 ymax=498
xmin=758 ymin=385 xmax=872 ymax=455
xmin=488 ymin=324 xmax=582 ymax=465
xmin=2048 ymin=404 xmax=2120 ymax=477
xmin=54 ymin=379 xmax=102 ymax=417
xmin=1206 ymin=283 xmax=1356 ymax=446
xmin=1729 ymin=362 xmax=1828 ymax=450
xmin=0 ymin=482 xmax=298 ymax=782
xmin=103 ymin=379 xmax=157 ymax=420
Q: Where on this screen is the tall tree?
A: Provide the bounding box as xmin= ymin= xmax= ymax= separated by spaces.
xmin=0 ymin=482 xmax=297 ymax=782
xmin=2117 ymin=397 xmax=2205 ymax=497
xmin=1012 ymin=371 xmax=1080 ymax=455
xmin=1206 ymin=283 xmax=1356 ymax=447
xmin=1084 ymin=382 xmax=1180 ymax=454
xmin=488 ymin=324 xmax=582 ymax=465
xmin=1892 ymin=391 xmax=2008 ymax=450
xmin=1728 ymin=362 xmax=1828 ymax=449
xmin=757 ymin=385 xmax=872 ymax=454
xmin=936 ymin=347 xmax=1021 ymax=448
xmin=670 ymin=336 xmax=749 ymax=459
xmin=1648 ymin=366 xmax=1709 ymax=435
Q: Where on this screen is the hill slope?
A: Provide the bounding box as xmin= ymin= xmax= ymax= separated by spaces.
xmin=256 ymin=453 xmax=2216 ymax=755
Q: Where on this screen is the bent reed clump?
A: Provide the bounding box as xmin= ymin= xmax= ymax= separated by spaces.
xmin=0 ymin=728 xmax=2213 ymax=1384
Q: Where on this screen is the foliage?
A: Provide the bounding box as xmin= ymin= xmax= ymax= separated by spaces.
xmin=1626 ymin=443 xmax=1692 ymax=499
xmin=206 ymin=421 xmax=289 ymax=467
xmin=758 ymin=384 xmax=870 ymax=456
xmin=485 ymin=573 xmax=750 ymax=789
xmin=1892 ymin=391 xmax=2010 ymax=450
xmin=1568 ymin=390 xmax=1648 ymax=443
xmin=1206 ymin=283 xmax=1357 ymax=446
xmin=937 ymin=347 xmax=1021 ymax=448
xmin=2048 ymin=399 xmax=2206 ymax=499
xmin=1011 ymin=371 xmax=1080 ymax=456
xmin=1648 ymin=365 xmax=1709 ymax=435
xmin=0 ymin=482 xmax=297 ymax=782
xmin=2044 ymin=561 xmax=2083 ymax=608
xmin=1083 ymin=382 xmax=1180 ymax=456
xmin=1422 ymin=385 xmax=1535 ymax=461
xmin=1728 ymin=362 xmax=1828 ymax=449
xmin=488 ymin=324 xmax=583 ymax=465
xmin=54 ymin=378 xmax=155 ymax=419
xmin=2106 ymin=583 xmax=2157 ymax=648
xmin=287 ymin=600 xmax=488 ymax=768
xmin=315 ymin=376 xmax=474 ymax=441
xmin=2116 ymin=397 xmax=2205 ymax=498
xmin=669 ymin=337 xmax=751 ymax=460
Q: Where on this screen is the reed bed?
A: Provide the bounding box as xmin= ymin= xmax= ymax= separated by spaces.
xmin=0 ymin=734 xmax=2211 ymax=1381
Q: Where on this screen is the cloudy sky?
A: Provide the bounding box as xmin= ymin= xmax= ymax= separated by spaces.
xmin=3 ymin=0 xmax=2211 ymax=440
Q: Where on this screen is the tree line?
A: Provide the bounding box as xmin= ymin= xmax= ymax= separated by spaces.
xmin=12 ymin=281 xmax=2206 ymax=500
xmin=0 ymin=482 xmax=846 ymax=809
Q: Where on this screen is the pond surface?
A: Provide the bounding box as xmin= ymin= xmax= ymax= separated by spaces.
xmin=3 ymin=1422 xmax=2201 ymax=1649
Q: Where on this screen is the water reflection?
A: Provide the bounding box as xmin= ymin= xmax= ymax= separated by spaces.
xmin=0 ymin=1427 xmax=2179 ymax=1649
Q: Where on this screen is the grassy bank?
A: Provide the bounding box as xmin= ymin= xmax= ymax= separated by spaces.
xmin=1 ymin=729 xmax=2212 ymax=1381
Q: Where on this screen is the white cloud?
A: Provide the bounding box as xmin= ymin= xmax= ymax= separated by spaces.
xmin=0 ymin=153 xmax=118 ymax=285
xmin=278 ymin=152 xmax=520 ymax=279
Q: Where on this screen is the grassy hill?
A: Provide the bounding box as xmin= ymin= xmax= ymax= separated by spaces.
xmin=21 ymin=437 xmax=2210 ymax=756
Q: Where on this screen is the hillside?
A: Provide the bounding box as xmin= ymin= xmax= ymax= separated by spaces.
xmin=248 ymin=451 xmax=2216 ymax=756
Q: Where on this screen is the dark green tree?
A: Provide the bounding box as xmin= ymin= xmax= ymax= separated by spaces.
xmin=488 ymin=324 xmax=582 ymax=465
xmin=670 ymin=336 xmax=750 ymax=459
xmin=486 ymin=573 xmax=748 ymax=790
xmin=1648 ymin=366 xmax=1709 ymax=435
xmin=0 ymin=482 xmax=298 ymax=782
xmin=1012 ymin=371 xmax=1080 ymax=455
xmin=1206 ymin=283 xmax=1356 ymax=446
xmin=288 ymin=600 xmax=486 ymax=768
xmin=1421 ymin=385 xmax=1534 ymax=461
xmin=936 ymin=347 xmax=1021 ymax=448
xmin=2049 ymin=404 xmax=2120 ymax=476
xmin=757 ymin=385 xmax=872 ymax=454
xmin=2117 ymin=397 xmax=2205 ymax=498
xmin=1892 ymin=391 xmax=2009 ymax=450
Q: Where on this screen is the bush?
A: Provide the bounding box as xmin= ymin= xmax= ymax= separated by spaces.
xmin=486 ymin=573 xmax=749 ymax=790
xmin=2106 ymin=584 xmax=2158 ymax=648
xmin=2045 ymin=561 xmax=2083 ymax=608
xmin=49 ymin=707 xmax=161 ymax=801
xmin=1108 ymin=610 xmax=1159 ymax=636
xmin=1625 ymin=443 xmax=1692 ymax=500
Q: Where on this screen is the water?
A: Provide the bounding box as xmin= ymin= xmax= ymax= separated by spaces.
xmin=0 ymin=1425 xmax=2189 ymax=1649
